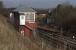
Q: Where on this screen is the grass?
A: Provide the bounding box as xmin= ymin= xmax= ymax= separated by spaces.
xmin=0 ymin=15 xmax=43 ymax=50
xmin=0 ymin=15 xmax=29 ymax=50
xmin=0 ymin=15 xmax=54 ymax=50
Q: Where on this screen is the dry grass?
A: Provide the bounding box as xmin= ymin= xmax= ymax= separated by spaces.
xmin=0 ymin=15 xmax=61 ymax=50
xmin=0 ymin=15 xmax=29 ymax=50
xmin=0 ymin=15 xmax=43 ymax=50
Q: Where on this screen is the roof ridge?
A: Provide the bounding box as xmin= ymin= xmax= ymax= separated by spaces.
xmin=14 ymin=6 xmax=36 ymax=12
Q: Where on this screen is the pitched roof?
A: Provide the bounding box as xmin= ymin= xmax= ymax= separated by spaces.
xmin=14 ymin=7 xmax=36 ymax=12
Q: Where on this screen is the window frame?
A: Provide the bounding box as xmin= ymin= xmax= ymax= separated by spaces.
xmin=19 ymin=12 xmax=36 ymax=23
xmin=25 ymin=12 xmax=35 ymax=23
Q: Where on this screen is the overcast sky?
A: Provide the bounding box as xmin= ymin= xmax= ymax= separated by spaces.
xmin=1 ymin=0 xmax=76 ymax=8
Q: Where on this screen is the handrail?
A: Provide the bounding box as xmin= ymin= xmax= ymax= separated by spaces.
xmin=25 ymin=25 xmax=33 ymax=31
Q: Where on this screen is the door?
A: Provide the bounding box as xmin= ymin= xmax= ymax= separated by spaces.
xmin=20 ymin=15 xmax=26 ymax=25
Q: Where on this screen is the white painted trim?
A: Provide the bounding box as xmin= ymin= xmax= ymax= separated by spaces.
xmin=34 ymin=13 xmax=35 ymax=22
xmin=19 ymin=12 xmax=36 ymax=14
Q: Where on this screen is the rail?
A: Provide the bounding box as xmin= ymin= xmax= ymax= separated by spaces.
xmin=37 ymin=27 xmax=76 ymax=48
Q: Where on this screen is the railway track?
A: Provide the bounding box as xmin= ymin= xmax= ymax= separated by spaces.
xmin=37 ymin=26 xmax=76 ymax=50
